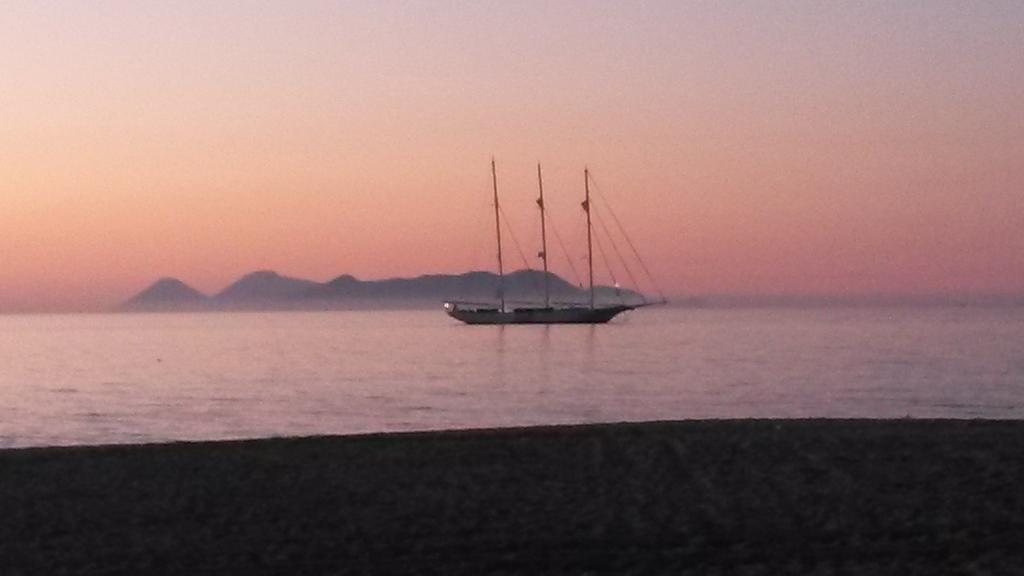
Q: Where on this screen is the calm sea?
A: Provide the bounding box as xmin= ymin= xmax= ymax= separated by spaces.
xmin=1 ymin=306 xmax=1021 ymax=448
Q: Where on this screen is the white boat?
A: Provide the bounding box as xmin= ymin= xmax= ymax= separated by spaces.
xmin=444 ymin=161 xmax=661 ymax=325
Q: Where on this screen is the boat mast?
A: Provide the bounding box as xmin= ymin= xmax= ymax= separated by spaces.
xmin=584 ymin=167 xmax=595 ymax=309
xmin=536 ymin=163 xmax=550 ymax=308
xmin=492 ymin=158 xmax=505 ymax=313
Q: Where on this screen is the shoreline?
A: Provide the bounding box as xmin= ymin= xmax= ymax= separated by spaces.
xmin=4 ymin=419 xmax=1023 ymax=574
xmin=2 ymin=416 xmax=1022 ymax=453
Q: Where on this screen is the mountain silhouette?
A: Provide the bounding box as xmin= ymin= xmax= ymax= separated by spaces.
xmin=122 ymin=269 xmax=645 ymax=311
xmin=121 ymin=278 xmax=210 ymax=311
xmin=214 ymin=271 xmax=319 ymax=306
xmin=308 ymin=269 xmax=586 ymax=302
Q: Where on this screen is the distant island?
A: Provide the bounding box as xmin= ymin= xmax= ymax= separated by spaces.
xmin=120 ymin=270 xmax=645 ymax=312
xmin=120 ymin=271 xmax=1024 ymax=313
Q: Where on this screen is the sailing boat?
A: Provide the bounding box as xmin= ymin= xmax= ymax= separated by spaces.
xmin=444 ymin=160 xmax=655 ymax=325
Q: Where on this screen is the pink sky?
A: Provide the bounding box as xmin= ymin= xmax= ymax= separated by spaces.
xmin=2 ymin=1 xmax=1022 ymax=311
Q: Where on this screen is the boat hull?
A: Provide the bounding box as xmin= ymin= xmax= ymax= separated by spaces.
xmin=444 ymin=304 xmax=633 ymax=325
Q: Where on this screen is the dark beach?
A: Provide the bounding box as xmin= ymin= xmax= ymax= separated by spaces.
xmin=3 ymin=420 xmax=1023 ymax=575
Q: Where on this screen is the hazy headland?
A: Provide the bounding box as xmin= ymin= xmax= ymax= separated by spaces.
xmin=117 ymin=269 xmax=1022 ymax=313
xmin=119 ymin=269 xmax=645 ymax=312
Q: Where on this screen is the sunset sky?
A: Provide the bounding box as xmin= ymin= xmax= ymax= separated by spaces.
xmin=2 ymin=1 xmax=1022 ymax=311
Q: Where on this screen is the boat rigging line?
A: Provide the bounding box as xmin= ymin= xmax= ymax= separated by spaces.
xmin=592 ymin=204 xmax=645 ymax=305
xmin=591 ymin=223 xmax=625 ymax=305
xmin=546 ymin=212 xmax=584 ymax=289
xmin=586 ymin=172 xmax=669 ymax=304
xmin=497 ymin=203 xmax=545 ymax=297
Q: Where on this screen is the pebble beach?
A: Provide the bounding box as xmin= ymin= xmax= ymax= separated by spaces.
xmin=3 ymin=419 xmax=1023 ymax=574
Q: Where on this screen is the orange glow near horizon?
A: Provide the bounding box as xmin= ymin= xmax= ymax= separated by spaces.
xmin=2 ymin=2 xmax=1022 ymax=311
